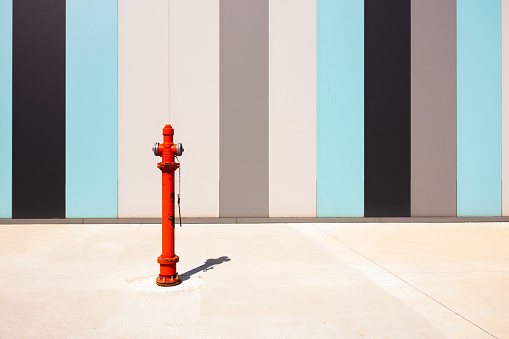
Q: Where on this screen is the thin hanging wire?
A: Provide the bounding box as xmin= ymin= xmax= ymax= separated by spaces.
xmin=175 ymin=155 xmax=182 ymax=227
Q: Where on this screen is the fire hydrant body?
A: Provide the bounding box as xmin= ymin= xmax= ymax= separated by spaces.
xmin=153 ymin=124 xmax=184 ymax=286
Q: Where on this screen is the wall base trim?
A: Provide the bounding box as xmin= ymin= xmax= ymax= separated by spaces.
xmin=1 ymin=216 xmax=509 ymax=224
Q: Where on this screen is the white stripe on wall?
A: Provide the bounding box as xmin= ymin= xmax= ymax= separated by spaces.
xmin=118 ymin=0 xmax=169 ymax=217
xmin=169 ymin=0 xmax=220 ymax=217
xmin=503 ymin=0 xmax=509 ymax=216
xmin=269 ymin=0 xmax=316 ymax=217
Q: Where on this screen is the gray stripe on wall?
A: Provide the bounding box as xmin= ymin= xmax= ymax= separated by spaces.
xmin=219 ymin=0 xmax=269 ymax=217
xmin=411 ymin=0 xmax=457 ymax=216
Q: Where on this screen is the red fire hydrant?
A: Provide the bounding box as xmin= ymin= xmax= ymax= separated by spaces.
xmin=152 ymin=124 xmax=184 ymax=286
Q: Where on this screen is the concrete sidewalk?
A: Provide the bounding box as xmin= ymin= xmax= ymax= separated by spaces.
xmin=0 ymin=222 xmax=507 ymax=338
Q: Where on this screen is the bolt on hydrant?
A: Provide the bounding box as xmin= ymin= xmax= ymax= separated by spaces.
xmin=152 ymin=124 xmax=184 ymax=286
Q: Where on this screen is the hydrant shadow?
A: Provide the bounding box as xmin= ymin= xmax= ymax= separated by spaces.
xmin=180 ymin=256 xmax=231 ymax=281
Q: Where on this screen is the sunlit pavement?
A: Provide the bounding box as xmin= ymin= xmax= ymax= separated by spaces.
xmin=0 ymin=222 xmax=507 ymax=338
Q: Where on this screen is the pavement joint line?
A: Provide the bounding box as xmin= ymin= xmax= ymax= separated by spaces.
xmin=393 ymin=271 xmax=509 ymax=274
xmin=222 ymin=273 xmax=354 ymax=277
xmin=311 ymin=223 xmax=499 ymax=339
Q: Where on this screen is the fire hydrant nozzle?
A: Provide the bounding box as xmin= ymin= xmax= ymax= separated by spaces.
xmin=152 ymin=143 xmax=160 ymax=156
xmin=152 ymin=142 xmax=184 ymax=157
xmin=153 ymin=124 xmax=184 ymax=287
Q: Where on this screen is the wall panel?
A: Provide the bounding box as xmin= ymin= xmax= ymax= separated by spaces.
xmin=269 ymin=0 xmax=316 ymax=217
xmin=457 ymin=0 xmax=501 ymax=216
xmin=317 ymin=0 xmax=364 ymax=217
xmin=0 ymin=0 xmax=12 ymax=218
xmin=411 ymin=0 xmax=457 ymax=216
xmin=220 ymin=0 xmax=269 ymax=217
xmin=66 ymin=0 xmax=118 ymax=218
xmin=13 ymin=0 xmax=66 ymax=218
xmin=503 ymin=0 xmax=509 ymax=216
xmin=118 ymin=0 xmax=169 ymax=218
xmin=364 ymin=0 xmax=411 ymax=217
xmin=169 ymin=0 xmax=219 ymax=217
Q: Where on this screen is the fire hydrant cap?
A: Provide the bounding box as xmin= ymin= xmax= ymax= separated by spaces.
xmin=163 ymin=124 xmax=174 ymax=136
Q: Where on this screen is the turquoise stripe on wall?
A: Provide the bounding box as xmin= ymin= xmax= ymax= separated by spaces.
xmin=317 ymin=0 xmax=364 ymax=217
xmin=0 ymin=0 xmax=12 ymax=218
xmin=457 ymin=0 xmax=502 ymax=216
xmin=66 ymin=0 xmax=118 ymax=218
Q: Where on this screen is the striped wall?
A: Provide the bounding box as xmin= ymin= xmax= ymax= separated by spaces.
xmin=0 ymin=0 xmax=508 ymax=219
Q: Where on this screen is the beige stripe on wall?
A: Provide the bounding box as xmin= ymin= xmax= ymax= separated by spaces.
xmin=169 ymin=0 xmax=220 ymax=217
xmin=118 ymin=0 xmax=169 ymax=217
xmin=503 ymin=0 xmax=509 ymax=216
xmin=269 ymin=0 xmax=316 ymax=217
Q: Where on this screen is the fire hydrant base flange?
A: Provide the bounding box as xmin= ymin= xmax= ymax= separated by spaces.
xmin=156 ymin=274 xmax=181 ymax=287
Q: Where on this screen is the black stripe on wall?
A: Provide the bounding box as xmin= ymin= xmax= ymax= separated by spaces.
xmin=364 ymin=0 xmax=411 ymax=217
xmin=12 ymin=0 xmax=66 ymax=218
